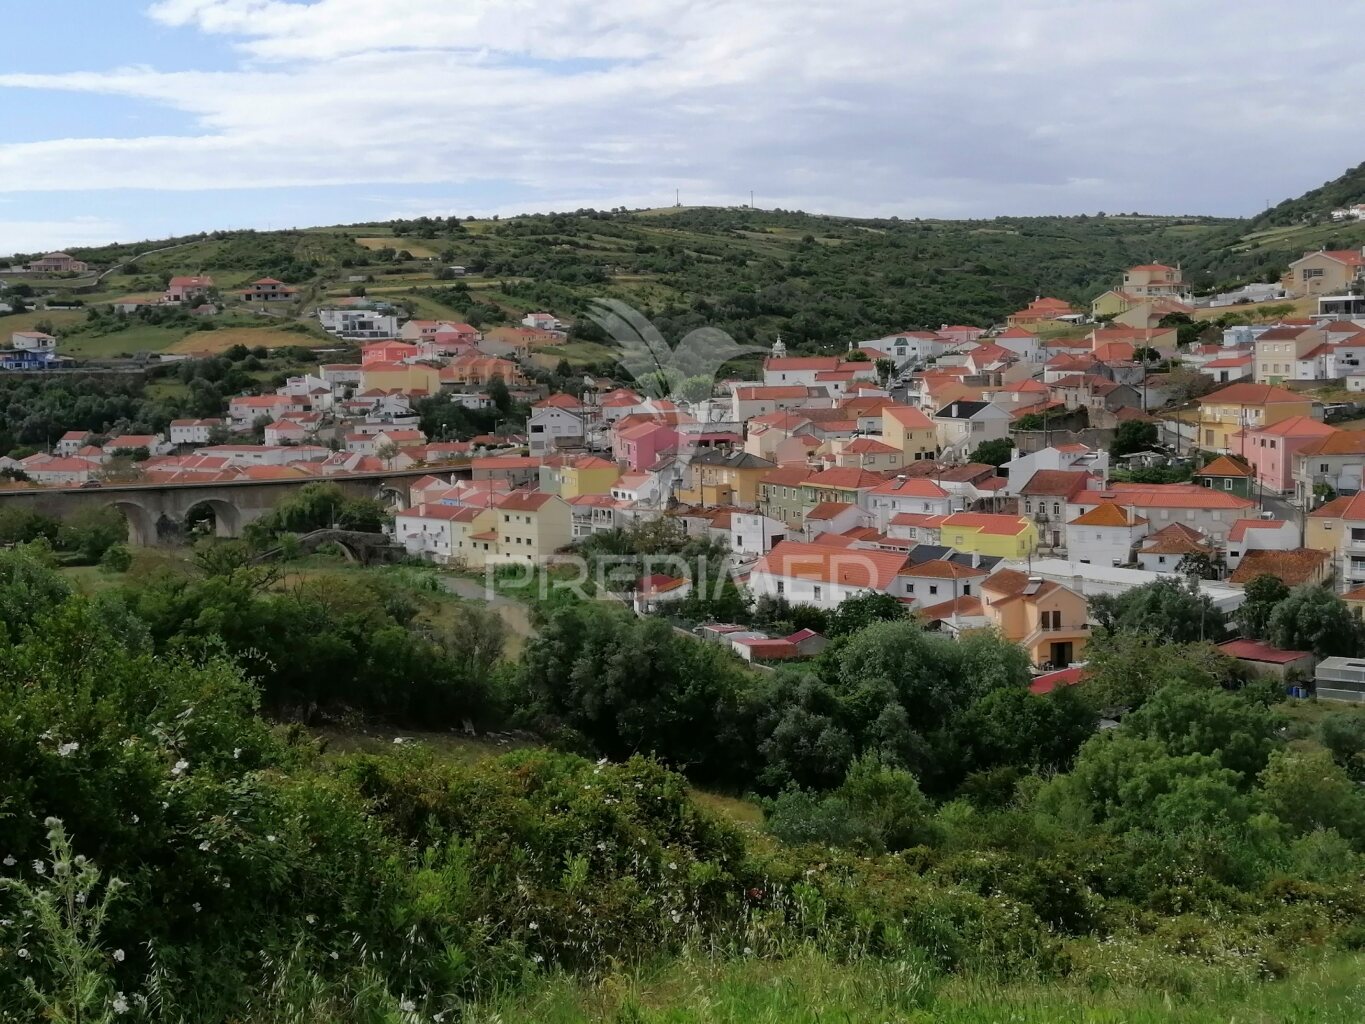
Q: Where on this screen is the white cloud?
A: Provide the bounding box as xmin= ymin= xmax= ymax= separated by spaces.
xmin=0 ymin=218 xmax=127 ymax=257
xmin=0 ymin=1 xmax=1361 ymax=218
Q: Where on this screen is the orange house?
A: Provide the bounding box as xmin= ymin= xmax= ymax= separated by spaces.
xmin=981 ymin=569 xmax=1090 ymax=668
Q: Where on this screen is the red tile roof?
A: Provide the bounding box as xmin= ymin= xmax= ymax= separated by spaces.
xmin=1216 ymin=638 xmax=1312 ymax=664
xmin=754 ymin=540 xmax=909 ymax=591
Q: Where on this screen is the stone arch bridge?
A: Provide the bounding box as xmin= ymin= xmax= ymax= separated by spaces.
xmin=0 ymin=466 xmax=470 ymax=546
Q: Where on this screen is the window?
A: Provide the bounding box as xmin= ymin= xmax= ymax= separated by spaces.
xmin=1224 ymin=479 xmax=1233 ymax=491
xmin=775 ymin=581 xmax=784 ymax=595
xmin=929 ymin=585 xmax=939 ymax=596
xmin=1322 ymin=464 xmax=1330 ymax=473
xmin=1158 ymin=556 xmax=1167 ymax=564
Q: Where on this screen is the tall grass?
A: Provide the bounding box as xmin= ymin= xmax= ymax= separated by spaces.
xmin=464 ymin=946 xmax=1365 ymax=1024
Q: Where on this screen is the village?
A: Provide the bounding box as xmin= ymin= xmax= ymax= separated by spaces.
xmin=7 ymin=252 xmax=1365 ymax=696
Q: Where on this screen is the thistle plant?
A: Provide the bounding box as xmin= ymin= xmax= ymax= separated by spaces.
xmin=0 ymin=817 xmax=134 ymax=1024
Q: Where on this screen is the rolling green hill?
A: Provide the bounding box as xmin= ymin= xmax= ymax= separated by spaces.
xmin=13 ymin=163 xmax=1365 ymax=357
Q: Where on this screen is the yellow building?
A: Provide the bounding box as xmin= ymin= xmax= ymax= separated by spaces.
xmin=1090 ymin=289 xmax=1132 ymax=320
xmin=938 ymin=512 xmax=1038 ymax=560
xmin=359 ymin=361 xmax=442 ymax=395
xmin=981 ymin=568 xmax=1090 ymax=667
xmin=1196 ymin=383 xmax=1315 ymax=452
xmin=1282 ymin=249 xmax=1365 ymax=297
xmin=676 ymin=450 xmax=775 ymax=509
xmin=489 ymin=491 xmax=573 ymax=564
xmin=881 ymin=404 xmax=939 ymax=460
xmin=540 ymin=454 xmax=621 ymax=499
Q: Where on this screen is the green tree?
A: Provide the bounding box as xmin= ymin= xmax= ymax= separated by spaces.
xmin=1123 ymin=684 xmax=1280 ymax=780
xmin=968 ymin=437 xmax=1015 ymax=467
xmin=1110 ymin=419 xmax=1158 ymax=458
xmin=827 ymin=591 xmax=907 ymax=636
xmin=1080 ymin=630 xmax=1231 ymax=711
xmin=1260 ymin=748 xmax=1365 ymax=847
xmin=1266 ymin=586 xmax=1363 ymax=657
xmin=1236 ymin=574 xmax=1290 ymax=639
xmin=1088 ymin=577 xmax=1228 ymax=646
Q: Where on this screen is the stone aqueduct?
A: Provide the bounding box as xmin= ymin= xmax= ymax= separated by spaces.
xmin=0 ymin=466 xmax=470 ymax=546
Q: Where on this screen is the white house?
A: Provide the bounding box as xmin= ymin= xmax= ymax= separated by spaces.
xmin=522 ymin=312 xmax=563 ymax=331
xmin=1067 ymin=484 xmax=1256 ymax=546
xmin=932 ymin=400 xmax=1012 ymax=456
xmin=168 ymin=419 xmax=222 ymax=446
xmin=1004 ymin=444 xmax=1110 ymax=495
xmin=10 ymin=331 xmax=55 ymax=351
xmin=55 ymin=431 xmax=93 ymax=456
xmin=993 ymin=327 xmax=1044 ymax=363
xmin=802 ymin=501 xmax=865 ymax=542
xmin=528 ymin=394 xmax=588 ymax=456
xmin=1064 ymin=501 xmax=1149 ymax=567
xmin=858 ymin=331 xmax=943 ymax=367
xmin=19 ymin=454 xmax=101 ymax=486
xmin=748 ymin=540 xmax=909 ymax=611
xmin=1135 ymin=523 xmax=1216 ymax=573
xmin=729 ymin=511 xmax=789 ymax=558
xmin=318 ymin=308 xmax=400 ymax=339
xmin=392 ymin=504 xmax=483 ymax=563
xmin=866 ymin=476 xmax=957 ymax=530
xmin=1224 ymin=517 xmax=1299 ymax=573
xmin=896 ymin=555 xmax=990 ymax=608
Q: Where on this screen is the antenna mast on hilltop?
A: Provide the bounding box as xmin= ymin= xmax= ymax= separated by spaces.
xmin=675 ymin=189 xmax=681 ymax=208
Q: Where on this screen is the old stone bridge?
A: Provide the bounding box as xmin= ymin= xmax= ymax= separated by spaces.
xmin=0 ymin=465 xmax=472 ymax=546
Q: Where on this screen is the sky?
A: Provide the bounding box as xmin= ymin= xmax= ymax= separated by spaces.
xmin=1 ymin=0 xmax=1363 ymax=255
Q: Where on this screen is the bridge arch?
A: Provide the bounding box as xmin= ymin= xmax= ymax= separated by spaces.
xmin=184 ymin=498 xmax=243 ymax=539
xmin=107 ymin=500 xmax=157 ymax=547
xmin=377 ymin=482 xmax=409 ymax=512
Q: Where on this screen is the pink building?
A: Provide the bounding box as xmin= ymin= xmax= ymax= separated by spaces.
xmin=1231 ymin=415 xmax=1338 ymax=495
xmin=614 ymin=420 xmax=678 ymax=471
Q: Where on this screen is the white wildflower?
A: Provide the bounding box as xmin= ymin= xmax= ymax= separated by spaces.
xmin=668 ymin=862 xmax=677 ymax=871
xmin=399 ymin=999 xmax=416 ymax=1012
xmin=392 ymin=737 xmax=405 ymax=745
xmin=130 ymin=815 xmax=139 ymax=824
xmin=306 ymin=914 xmax=317 ymax=925
xmin=112 ymin=993 xmax=129 ymax=1015
xmin=232 ymin=748 xmax=242 ymax=760
xmin=329 ymin=951 xmax=339 ymax=960
xmin=743 ymin=946 xmax=752 ymax=955
xmin=528 ymin=921 xmax=538 ymax=931
xmin=57 ymin=742 xmax=79 ymax=757
xmin=532 ymin=953 xmax=544 ymax=964
xmin=2 ymin=855 xmax=14 ymax=867
xmin=172 ymin=760 xmax=189 ymax=776
xmin=113 ymin=948 xmax=125 ymax=962
xmin=671 ymin=911 xmax=681 ymax=923
xmin=266 ymin=834 xmax=277 ymax=843
xmin=16 ymin=948 xmax=29 ymax=959
xmin=192 ymin=902 xmax=202 ymax=913
xmin=198 ymin=841 xmax=211 ymax=852
xmin=31 ymin=861 xmax=45 ymax=875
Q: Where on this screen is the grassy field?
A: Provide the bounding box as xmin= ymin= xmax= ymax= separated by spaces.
xmin=165 ymin=324 xmax=329 ymax=354
xmin=60 ymin=324 xmax=190 ymax=358
xmin=356 ymin=237 xmax=440 ymax=258
xmin=470 ymin=948 xmax=1365 ymax=1024
xmin=0 ymin=309 xmax=87 ymax=335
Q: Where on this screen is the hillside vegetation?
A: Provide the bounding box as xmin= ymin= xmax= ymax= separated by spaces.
xmin=2 ymin=538 xmax=1365 ymax=1020
xmin=6 ymin=164 xmax=1365 ymax=362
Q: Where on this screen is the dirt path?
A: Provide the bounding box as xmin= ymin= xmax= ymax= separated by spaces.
xmin=439 ymin=574 xmax=537 ymax=646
